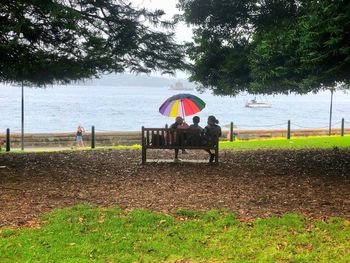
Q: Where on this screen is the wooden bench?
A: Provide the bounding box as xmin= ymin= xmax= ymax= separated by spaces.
xmin=141 ymin=127 xmax=219 ymax=164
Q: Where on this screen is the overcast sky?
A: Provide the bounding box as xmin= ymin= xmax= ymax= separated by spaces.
xmin=133 ymin=0 xmax=193 ymax=43
xmin=131 ymin=0 xmax=193 ymax=78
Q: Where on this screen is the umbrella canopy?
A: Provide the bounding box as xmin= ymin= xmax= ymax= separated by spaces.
xmin=159 ymin=93 xmax=206 ymax=118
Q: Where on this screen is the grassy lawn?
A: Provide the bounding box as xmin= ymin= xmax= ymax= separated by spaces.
xmin=0 ymin=144 xmax=141 ymax=154
xmin=1 ymin=136 xmax=349 ymax=154
xmin=221 ymin=135 xmax=350 ymax=150
xmin=0 ymin=206 xmax=349 ymax=262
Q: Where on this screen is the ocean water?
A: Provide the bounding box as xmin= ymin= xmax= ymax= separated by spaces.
xmin=0 ymin=84 xmax=349 ymax=132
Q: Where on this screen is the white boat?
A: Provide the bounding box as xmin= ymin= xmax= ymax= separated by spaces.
xmin=245 ymin=98 xmax=271 ymax=108
xmin=169 ymin=81 xmax=193 ymax=91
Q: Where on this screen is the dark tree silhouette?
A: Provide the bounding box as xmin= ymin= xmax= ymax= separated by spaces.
xmin=0 ymin=0 xmax=187 ymax=86
xmin=178 ymin=0 xmax=350 ymax=95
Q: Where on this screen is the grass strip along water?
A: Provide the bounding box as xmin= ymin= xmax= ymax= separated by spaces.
xmin=0 ymin=205 xmax=349 ymax=262
xmin=221 ymin=135 xmax=350 ymax=150
xmin=1 ymin=135 xmax=349 ymax=153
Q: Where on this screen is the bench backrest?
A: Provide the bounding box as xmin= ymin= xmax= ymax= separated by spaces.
xmin=141 ymin=127 xmax=218 ymax=148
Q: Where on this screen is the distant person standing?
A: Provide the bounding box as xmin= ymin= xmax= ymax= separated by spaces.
xmin=0 ymin=138 xmax=5 ymax=151
xmin=76 ymin=125 xmax=85 ymax=147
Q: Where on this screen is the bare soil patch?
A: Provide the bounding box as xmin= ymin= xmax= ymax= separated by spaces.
xmin=1 ymin=149 xmax=350 ymax=227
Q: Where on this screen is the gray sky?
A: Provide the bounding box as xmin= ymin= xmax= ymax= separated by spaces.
xmin=131 ymin=0 xmax=193 ymax=78
xmin=133 ymin=0 xmax=193 ymax=43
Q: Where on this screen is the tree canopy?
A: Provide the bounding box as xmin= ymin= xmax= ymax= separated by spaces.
xmin=178 ymin=0 xmax=350 ymax=95
xmin=0 ymin=0 xmax=187 ymax=86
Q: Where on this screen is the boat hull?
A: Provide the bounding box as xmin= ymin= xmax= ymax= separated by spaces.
xmin=245 ymin=103 xmax=271 ymax=108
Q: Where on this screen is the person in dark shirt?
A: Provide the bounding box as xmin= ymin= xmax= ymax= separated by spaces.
xmin=187 ymin=116 xmax=203 ymax=146
xmin=189 ymin=116 xmax=203 ymax=131
xmin=203 ymin=115 xmax=222 ymax=162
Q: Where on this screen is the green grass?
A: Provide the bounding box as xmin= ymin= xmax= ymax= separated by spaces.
xmin=1 ymin=136 xmax=349 ymax=154
xmin=221 ymin=135 xmax=350 ymax=150
xmin=0 ymin=144 xmax=141 ymax=154
xmin=1 ymin=206 xmax=349 ymax=262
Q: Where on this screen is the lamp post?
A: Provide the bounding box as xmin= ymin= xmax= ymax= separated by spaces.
xmin=328 ymin=88 xmax=334 ymax=136
xmin=21 ymin=81 xmax=24 ymax=150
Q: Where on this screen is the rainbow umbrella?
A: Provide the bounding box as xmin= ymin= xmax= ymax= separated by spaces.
xmin=159 ymin=93 xmax=206 ymax=118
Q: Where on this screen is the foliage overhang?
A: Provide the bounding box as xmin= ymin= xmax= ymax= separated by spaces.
xmin=0 ymin=0 xmax=188 ymax=86
xmin=178 ymin=0 xmax=350 ymax=95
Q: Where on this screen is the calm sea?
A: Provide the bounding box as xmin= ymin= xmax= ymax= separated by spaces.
xmin=0 ymin=84 xmax=349 ymax=132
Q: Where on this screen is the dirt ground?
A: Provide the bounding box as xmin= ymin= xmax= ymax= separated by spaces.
xmin=1 ymin=149 xmax=350 ymax=228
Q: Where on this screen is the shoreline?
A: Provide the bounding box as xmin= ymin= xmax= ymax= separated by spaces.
xmin=1 ymin=128 xmax=349 ymax=148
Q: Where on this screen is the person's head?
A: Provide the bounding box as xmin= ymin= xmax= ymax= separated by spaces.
xmin=175 ymin=116 xmax=183 ymax=124
xmin=207 ymin=115 xmax=219 ymax=125
xmin=192 ymin=116 xmax=200 ymax=125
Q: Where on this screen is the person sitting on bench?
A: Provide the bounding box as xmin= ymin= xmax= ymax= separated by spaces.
xmin=203 ymin=115 xmax=222 ymax=163
xmin=189 ymin=116 xmax=203 ymax=131
xmin=170 ymin=116 xmax=189 ymax=161
xmin=187 ymin=116 xmax=203 ymax=146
